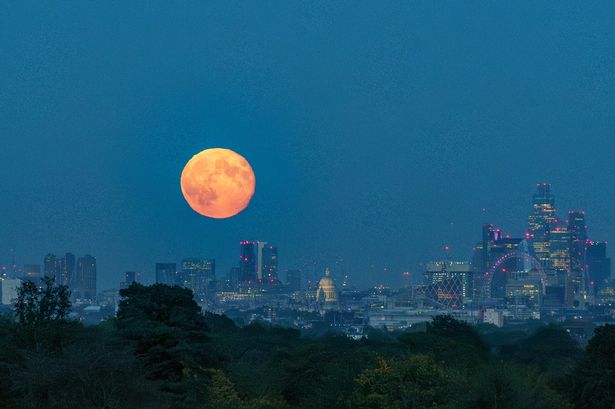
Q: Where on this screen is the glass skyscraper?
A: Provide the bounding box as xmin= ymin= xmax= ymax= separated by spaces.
xmin=527 ymin=183 xmax=557 ymax=270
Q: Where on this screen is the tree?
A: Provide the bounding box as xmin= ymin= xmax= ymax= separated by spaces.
xmin=399 ymin=315 xmax=488 ymax=370
xmin=13 ymin=277 xmax=75 ymax=353
xmin=354 ymin=354 xmax=454 ymax=409
xmin=15 ymin=277 xmax=71 ymax=325
xmin=501 ymin=324 xmax=581 ymax=376
xmin=570 ymin=324 xmax=615 ymax=409
xmin=115 ymin=283 xmax=213 ymax=403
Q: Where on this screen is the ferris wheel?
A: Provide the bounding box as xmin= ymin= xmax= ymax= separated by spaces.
xmin=475 ymin=251 xmax=548 ymax=309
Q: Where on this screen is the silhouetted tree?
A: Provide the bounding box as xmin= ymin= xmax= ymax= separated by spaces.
xmin=116 ymin=283 xmax=213 ymax=405
xmin=15 ymin=277 xmax=71 ymax=325
xmin=570 ymin=324 xmax=615 ymax=409
xmin=13 ymin=277 xmax=75 ymax=353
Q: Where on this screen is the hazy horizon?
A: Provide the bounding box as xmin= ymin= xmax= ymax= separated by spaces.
xmin=3 ymin=2 xmax=615 ymax=291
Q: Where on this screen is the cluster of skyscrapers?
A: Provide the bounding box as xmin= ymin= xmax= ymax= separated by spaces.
xmin=149 ymin=241 xmax=281 ymax=305
xmin=420 ymin=183 xmax=612 ymax=316
xmin=0 ymin=252 xmax=97 ymax=305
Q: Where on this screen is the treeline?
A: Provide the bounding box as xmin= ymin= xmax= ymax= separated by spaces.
xmin=0 ymin=282 xmax=614 ymax=409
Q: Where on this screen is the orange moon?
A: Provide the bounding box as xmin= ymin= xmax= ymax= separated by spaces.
xmin=180 ymin=148 xmax=256 ymax=219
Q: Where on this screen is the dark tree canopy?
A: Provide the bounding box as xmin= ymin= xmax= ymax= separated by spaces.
xmin=15 ymin=277 xmax=71 ymax=325
xmin=1 ymin=286 xmax=613 ymax=409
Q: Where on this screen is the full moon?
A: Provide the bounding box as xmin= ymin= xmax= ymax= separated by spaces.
xmin=180 ymin=148 xmax=256 ymax=219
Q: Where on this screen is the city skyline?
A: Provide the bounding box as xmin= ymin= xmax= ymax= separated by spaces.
xmin=3 ymin=3 xmax=615 ymax=292
xmin=1 ymin=182 xmax=611 ymax=297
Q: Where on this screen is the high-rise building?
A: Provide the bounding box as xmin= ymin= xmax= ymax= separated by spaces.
xmin=76 ymin=255 xmax=97 ymax=302
xmin=60 ymin=253 xmax=76 ymax=287
xmin=586 ymin=241 xmax=611 ymax=294
xmin=527 ymin=183 xmax=557 ymax=270
xmin=402 ymin=271 xmax=411 ymax=288
xmin=568 ymin=211 xmax=588 ymax=306
xmin=155 ymin=263 xmax=178 ymax=286
xmin=44 ymin=254 xmax=58 ymax=280
xmin=180 ymin=258 xmax=215 ymax=295
xmin=239 ymin=241 xmax=257 ymax=283
xmin=121 ymin=271 xmax=141 ymax=289
xmin=471 ymin=224 xmax=523 ymax=301
xmin=228 ymin=267 xmax=240 ymax=287
xmin=261 ymin=245 xmax=278 ymax=284
xmin=286 ymin=269 xmax=301 ymax=291
xmin=549 ymin=224 xmax=570 ymax=286
xmin=239 ymin=241 xmax=278 ymax=284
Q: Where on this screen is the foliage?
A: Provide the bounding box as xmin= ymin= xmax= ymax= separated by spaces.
xmin=354 ymin=354 xmax=453 ymax=409
xmin=116 ymin=283 xmax=213 ymax=403
xmin=569 ymin=324 xmax=615 ymax=409
xmin=15 ymin=277 xmax=71 ymax=326
xmin=12 ymin=277 xmax=76 ymax=354
xmin=399 ymin=315 xmax=489 ymax=370
xmin=2 ymin=287 xmax=612 ymax=409
xmin=500 ymin=324 xmax=581 ymax=376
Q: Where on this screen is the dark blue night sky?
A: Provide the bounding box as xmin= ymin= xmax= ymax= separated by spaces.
xmin=2 ymin=2 xmax=615 ymax=290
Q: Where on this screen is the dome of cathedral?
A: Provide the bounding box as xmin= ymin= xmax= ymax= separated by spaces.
xmin=316 ymin=268 xmax=338 ymax=303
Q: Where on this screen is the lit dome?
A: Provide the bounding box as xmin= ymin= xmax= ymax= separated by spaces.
xmin=316 ymin=268 xmax=338 ymax=303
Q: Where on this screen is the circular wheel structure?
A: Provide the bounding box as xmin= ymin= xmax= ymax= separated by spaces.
xmin=475 ymin=251 xmax=547 ymax=309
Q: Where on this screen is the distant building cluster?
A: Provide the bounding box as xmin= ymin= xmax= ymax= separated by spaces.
xmin=1 ymin=183 xmax=613 ymax=335
xmin=0 ymin=252 xmax=97 ymax=306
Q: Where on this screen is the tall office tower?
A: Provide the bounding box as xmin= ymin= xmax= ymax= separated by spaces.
xmin=155 ymin=263 xmax=178 ymax=286
xmin=286 ymin=269 xmax=302 ymax=291
xmin=527 ymin=183 xmax=557 ymax=270
xmin=568 ymin=211 xmax=588 ymax=306
xmin=76 ymin=255 xmax=97 ymax=302
xmin=472 ymin=223 xmax=502 ymax=299
xmin=586 ymin=241 xmax=611 ymax=293
xmin=402 ymin=271 xmax=411 ymax=288
xmin=239 ymin=241 xmax=257 ymax=283
xmin=261 ymin=245 xmax=278 ymax=284
xmin=228 ymin=267 xmax=240 ymax=286
xmin=44 ymin=254 xmax=58 ymax=280
xmin=256 ymin=241 xmax=267 ymax=281
xmin=23 ymin=264 xmax=41 ymax=281
xmin=60 ymin=253 xmax=76 ymax=287
xmin=121 ymin=271 xmax=141 ymax=288
xmin=549 ymin=224 xmax=570 ymax=287
xmin=180 ymin=258 xmax=215 ymax=294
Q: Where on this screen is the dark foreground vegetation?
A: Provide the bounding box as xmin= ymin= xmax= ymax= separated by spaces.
xmin=1 ymin=282 xmax=614 ymax=409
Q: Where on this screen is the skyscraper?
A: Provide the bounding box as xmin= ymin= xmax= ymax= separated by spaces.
xmin=60 ymin=253 xmax=76 ymax=287
xmin=155 ymin=263 xmax=178 ymax=286
xmin=586 ymin=241 xmax=611 ymax=294
xmin=527 ymin=183 xmax=557 ymax=270
xmin=76 ymin=255 xmax=96 ymax=302
xmin=180 ymin=258 xmax=215 ymax=295
xmin=121 ymin=271 xmax=141 ymax=288
xmin=549 ymin=224 xmax=570 ymax=287
xmin=568 ymin=211 xmax=588 ymax=306
xmin=261 ymin=245 xmax=278 ymax=284
xmin=44 ymin=253 xmax=58 ymax=280
xmin=239 ymin=241 xmax=257 ymax=283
